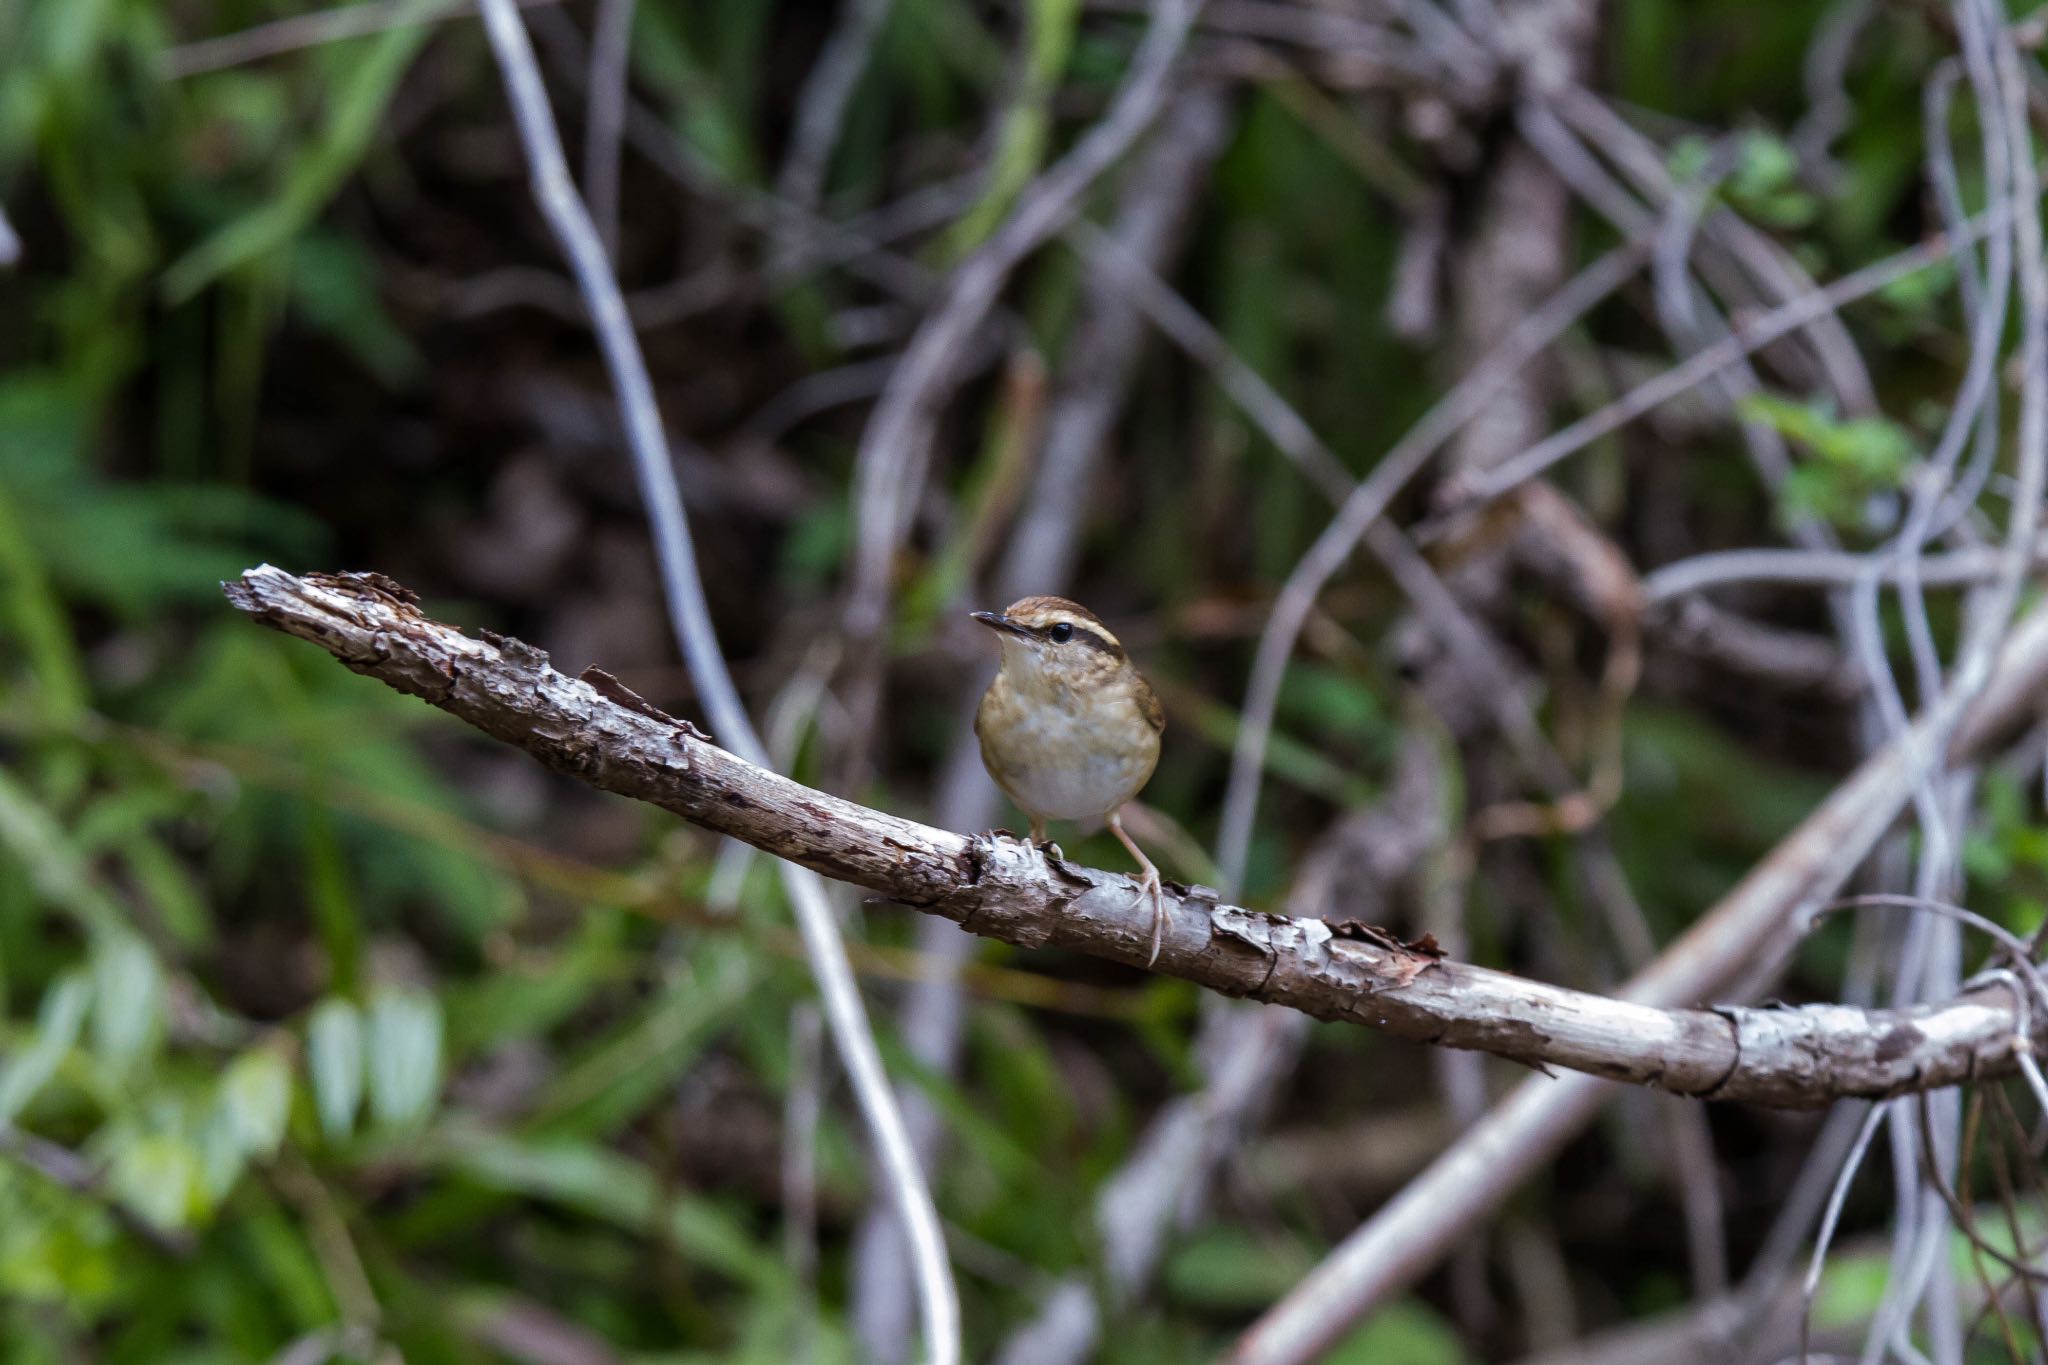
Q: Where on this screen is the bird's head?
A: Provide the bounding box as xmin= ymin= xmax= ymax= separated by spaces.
xmin=971 ymin=595 xmax=1130 ymax=691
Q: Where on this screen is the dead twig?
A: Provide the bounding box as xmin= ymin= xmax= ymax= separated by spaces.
xmin=159 ymin=0 xmax=564 ymax=78
xmin=581 ymin=0 xmax=636 ymax=259
xmin=775 ymin=0 xmax=898 ymax=241
xmin=1644 ymin=541 xmax=2048 ymax=601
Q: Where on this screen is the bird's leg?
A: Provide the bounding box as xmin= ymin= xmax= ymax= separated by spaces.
xmin=1025 ymin=817 xmax=1064 ymax=861
xmin=1106 ymin=807 xmax=1166 ymax=967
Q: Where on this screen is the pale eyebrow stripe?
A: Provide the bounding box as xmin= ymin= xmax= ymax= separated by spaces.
xmin=1043 ymin=620 xmax=1124 ymax=659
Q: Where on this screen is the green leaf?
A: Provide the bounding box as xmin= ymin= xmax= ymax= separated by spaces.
xmin=89 ymin=933 xmax=163 ymax=1073
xmin=0 ymin=1162 xmax=121 ymax=1309
xmin=430 ymin=1129 xmax=789 ymax=1292
xmin=1813 ymin=1248 xmax=1891 ymax=1329
xmin=940 ymin=0 xmax=1079 ymax=253
xmin=107 ymin=1130 xmax=206 ymax=1231
xmin=1666 ymin=134 xmax=1713 ymax=184
xmin=1741 ymin=393 xmax=1915 ymax=531
xmin=160 ymin=10 xmax=436 ymax=301
xmin=289 ymin=232 xmax=422 ymax=386
xmin=1323 ymin=1301 xmax=1473 ymax=1365
xmin=1963 ymin=828 xmax=2011 ymax=883
xmin=196 ymin=1096 xmax=250 ymax=1201
xmin=1163 ymin=1226 xmax=1310 ymax=1310
xmin=0 ymin=370 xmax=327 ymax=621
xmin=306 ymin=997 xmax=365 ymax=1142
xmin=779 ymin=494 xmax=853 ymax=591
xmin=0 ymin=767 xmax=124 ymax=934
xmin=525 ymin=943 xmax=752 ymax=1139
xmin=0 ymin=381 xmax=90 ymax=718
xmin=1278 ymin=664 xmax=1389 ymax=744
xmin=219 ymin=1048 xmax=291 ymax=1159
xmin=0 ymin=973 xmax=91 ymax=1122
xmin=366 ymin=985 xmax=442 ymax=1130
xmin=1731 ymin=130 xmax=1798 ymax=201
xmin=1877 ymin=258 xmax=1957 ymax=313
xmin=1741 ymin=394 xmax=1913 ymax=481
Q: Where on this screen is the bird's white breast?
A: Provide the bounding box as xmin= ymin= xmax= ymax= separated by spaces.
xmin=979 ymin=672 xmax=1158 ymax=823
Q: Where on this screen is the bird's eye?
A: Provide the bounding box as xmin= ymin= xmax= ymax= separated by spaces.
xmin=1048 ymin=622 xmax=1073 ymax=644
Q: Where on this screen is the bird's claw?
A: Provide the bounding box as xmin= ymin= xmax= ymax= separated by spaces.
xmin=989 ymin=828 xmax=1063 ymax=859
xmin=1130 ymin=868 xmax=1166 ymax=967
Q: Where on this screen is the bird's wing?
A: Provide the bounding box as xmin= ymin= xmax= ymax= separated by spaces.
xmin=1135 ymin=673 xmax=1165 ymax=733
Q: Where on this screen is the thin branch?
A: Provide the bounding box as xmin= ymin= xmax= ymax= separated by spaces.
xmin=775 ymin=0 xmax=898 ymax=228
xmin=1792 ymin=0 xmax=1876 ymax=189
xmin=582 ymin=0 xmax=636 ymax=259
xmin=159 ymin=0 xmax=563 ymax=78
xmin=524 ymin=9 xmax=950 ymax=311
xmin=1800 ymin=1100 xmax=1892 ymax=1360
xmin=1644 ymin=541 xmax=2048 ymax=602
xmin=782 ymin=1004 xmax=826 ymax=1365
xmin=224 ymin=565 xmax=2048 ymax=1110
xmin=1650 ymin=598 xmax=1859 ymax=696
xmin=400 ymin=259 xmax=735 ymax=329
xmin=1556 ymin=86 xmax=1881 ymax=417
xmin=1065 ymin=216 xmax=1353 ymax=502
xmin=1818 ymin=895 xmax=2048 ymax=1016
xmin=467 ymin=3 xmax=961 ymax=1359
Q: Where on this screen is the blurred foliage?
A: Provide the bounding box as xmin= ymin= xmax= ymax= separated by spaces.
xmin=1740 ymin=392 xmax=1915 ymax=533
xmin=2 ymin=0 xmax=2046 ymax=1360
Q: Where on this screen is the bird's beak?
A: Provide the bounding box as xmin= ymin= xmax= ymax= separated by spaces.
xmin=971 ymin=610 xmax=1030 ymax=638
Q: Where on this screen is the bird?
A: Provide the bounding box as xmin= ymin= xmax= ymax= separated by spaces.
xmin=970 ymin=596 xmax=1169 ymax=964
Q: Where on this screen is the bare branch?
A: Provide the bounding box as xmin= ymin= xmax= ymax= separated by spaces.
xmin=775 ymin=0 xmax=897 ymax=229
xmin=1645 ymin=541 xmax=2048 ymax=601
xmin=159 ymin=0 xmax=563 ymax=78
xmin=582 ymin=0 xmax=636 ymax=259
xmin=225 ymin=566 xmax=2048 ymax=1111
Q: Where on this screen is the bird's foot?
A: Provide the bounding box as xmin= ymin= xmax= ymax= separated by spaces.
xmin=988 ymin=827 xmax=1065 ymax=860
xmin=1129 ymin=867 xmax=1166 ymax=967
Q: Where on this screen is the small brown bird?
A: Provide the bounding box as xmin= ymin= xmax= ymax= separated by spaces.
xmin=971 ymin=596 xmax=1168 ymax=963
